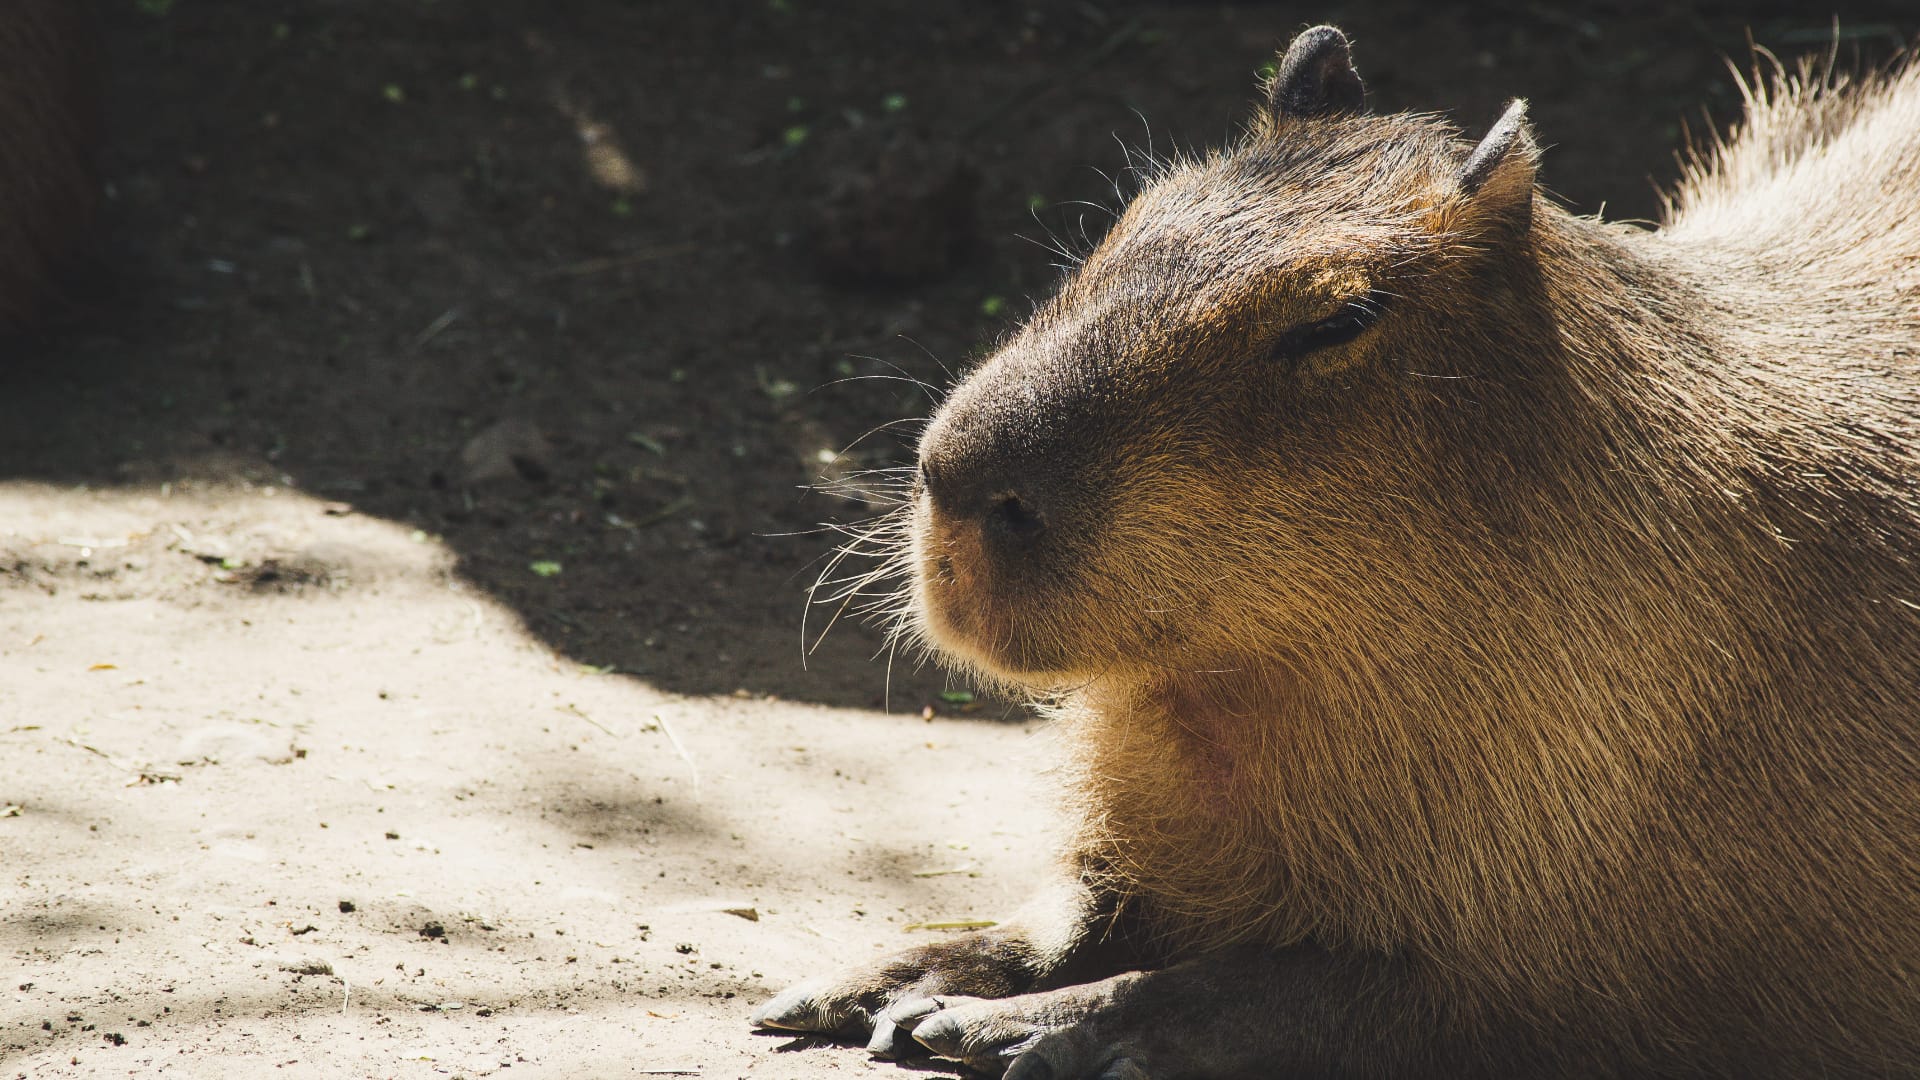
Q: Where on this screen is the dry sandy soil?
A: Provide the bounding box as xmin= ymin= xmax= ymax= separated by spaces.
xmin=1 ymin=481 xmax=1052 ymax=1079
xmin=2 ymin=2 xmax=1912 ymax=1078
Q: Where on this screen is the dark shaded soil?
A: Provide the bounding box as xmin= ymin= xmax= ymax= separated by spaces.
xmin=6 ymin=1 xmax=1912 ymax=708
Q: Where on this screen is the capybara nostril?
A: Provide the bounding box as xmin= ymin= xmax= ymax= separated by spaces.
xmin=984 ymin=493 xmax=1045 ymax=543
xmin=918 ymin=428 xmax=1065 ymax=544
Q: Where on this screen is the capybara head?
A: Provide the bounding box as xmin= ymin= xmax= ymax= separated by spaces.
xmin=909 ymin=28 xmax=1544 ymax=688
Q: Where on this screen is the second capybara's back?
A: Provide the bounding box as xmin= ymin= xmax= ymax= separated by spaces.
xmin=0 ymin=1 xmax=99 ymax=334
xmin=870 ymin=33 xmax=1920 ymax=1078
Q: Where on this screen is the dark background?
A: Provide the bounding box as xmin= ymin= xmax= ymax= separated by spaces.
xmin=6 ymin=1 xmax=1913 ymax=710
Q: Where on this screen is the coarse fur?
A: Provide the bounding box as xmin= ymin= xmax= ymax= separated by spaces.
xmin=767 ymin=28 xmax=1920 ymax=1079
xmin=0 ymin=1 xmax=99 ymax=334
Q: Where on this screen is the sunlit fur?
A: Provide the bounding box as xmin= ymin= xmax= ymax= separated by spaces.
xmin=0 ymin=2 xmax=97 ymax=333
xmin=876 ymin=49 xmax=1920 ymax=1077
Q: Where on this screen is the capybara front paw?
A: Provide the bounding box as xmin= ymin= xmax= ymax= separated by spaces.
xmin=751 ymin=933 xmax=1053 ymax=1059
xmin=751 ymin=977 xmax=982 ymax=1060
xmin=894 ymin=985 xmax=1146 ymax=1079
xmin=896 ymin=995 xmax=1038 ymax=1073
xmin=749 ymin=974 xmax=877 ymax=1039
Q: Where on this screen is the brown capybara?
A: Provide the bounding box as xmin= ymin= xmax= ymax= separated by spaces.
xmin=755 ymin=25 xmax=1920 ymax=1079
xmin=0 ymin=1 xmax=98 ymax=334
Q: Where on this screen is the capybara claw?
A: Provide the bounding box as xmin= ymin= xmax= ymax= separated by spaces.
xmin=865 ymin=1013 xmax=916 ymax=1059
xmin=909 ymin=1000 xmax=1043 ymax=1074
xmin=906 ymin=1009 xmax=966 ymax=1058
xmin=749 ymin=981 xmax=836 ymax=1033
xmin=867 ymin=994 xmax=948 ymax=1058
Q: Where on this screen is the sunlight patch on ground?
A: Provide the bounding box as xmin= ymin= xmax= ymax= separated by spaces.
xmin=0 ymin=477 xmax=1048 ymax=1077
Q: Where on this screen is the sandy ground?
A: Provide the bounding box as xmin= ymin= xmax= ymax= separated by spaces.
xmin=1 ymin=480 xmax=1050 ymax=1078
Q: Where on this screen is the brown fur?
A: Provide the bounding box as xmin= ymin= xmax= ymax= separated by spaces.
xmin=0 ymin=1 xmax=99 ymax=334
xmin=885 ymin=41 xmax=1920 ymax=1078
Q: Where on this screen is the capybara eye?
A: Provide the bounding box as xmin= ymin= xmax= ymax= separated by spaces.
xmin=1273 ymin=291 xmax=1389 ymax=361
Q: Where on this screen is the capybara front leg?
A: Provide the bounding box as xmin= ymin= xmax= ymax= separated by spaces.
xmin=897 ymin=944 xmax=1449 ymax=1079
xmin=752 ymin=880 xmax=1139 ymax=1060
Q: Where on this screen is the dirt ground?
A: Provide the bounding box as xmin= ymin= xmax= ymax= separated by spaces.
xmin=2 ymin=3 xmax=1913 ymax=1078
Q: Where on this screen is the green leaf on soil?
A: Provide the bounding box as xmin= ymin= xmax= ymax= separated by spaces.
xmin=755 ymin=367 xmax=799 ymax=401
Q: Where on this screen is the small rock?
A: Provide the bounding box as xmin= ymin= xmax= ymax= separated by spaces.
xmin=175 ymin=724 xmax=295 ymax=767
xmin=277 ymin=960 xmax=333 ymax=976
xmin=460 ymin=419 xmax=554 ymax=485
xmin=410 ymin=173 xmax=469 ymax=231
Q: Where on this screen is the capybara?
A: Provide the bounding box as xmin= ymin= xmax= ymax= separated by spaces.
xmin=0 ymin=1 xmax=98 ymax=334
xmin=756 ymin=25 xmax=1920 ymax=1079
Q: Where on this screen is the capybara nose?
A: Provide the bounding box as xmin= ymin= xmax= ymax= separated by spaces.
xmin=921 ymin=459 xmax=1049 ymax=549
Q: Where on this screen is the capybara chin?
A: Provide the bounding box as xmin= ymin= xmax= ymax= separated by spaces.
xmin=755 ymin=25 xmax=1920 ymax=1079
xmin=0 ymin=1 xmax=98 ymax=335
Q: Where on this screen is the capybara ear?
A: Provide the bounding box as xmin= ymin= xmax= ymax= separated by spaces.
xmin=1453 ymin=100 xmax=1538 ymax=231
xmin=1264 ymin=26 xmax=1365 ymax=119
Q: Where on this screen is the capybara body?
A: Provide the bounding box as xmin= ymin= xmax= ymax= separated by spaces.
xmin=0 ymin=1 xmax=98 ymax=333
xmin=756 ymin=27 xmax=1920 ymax=1078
